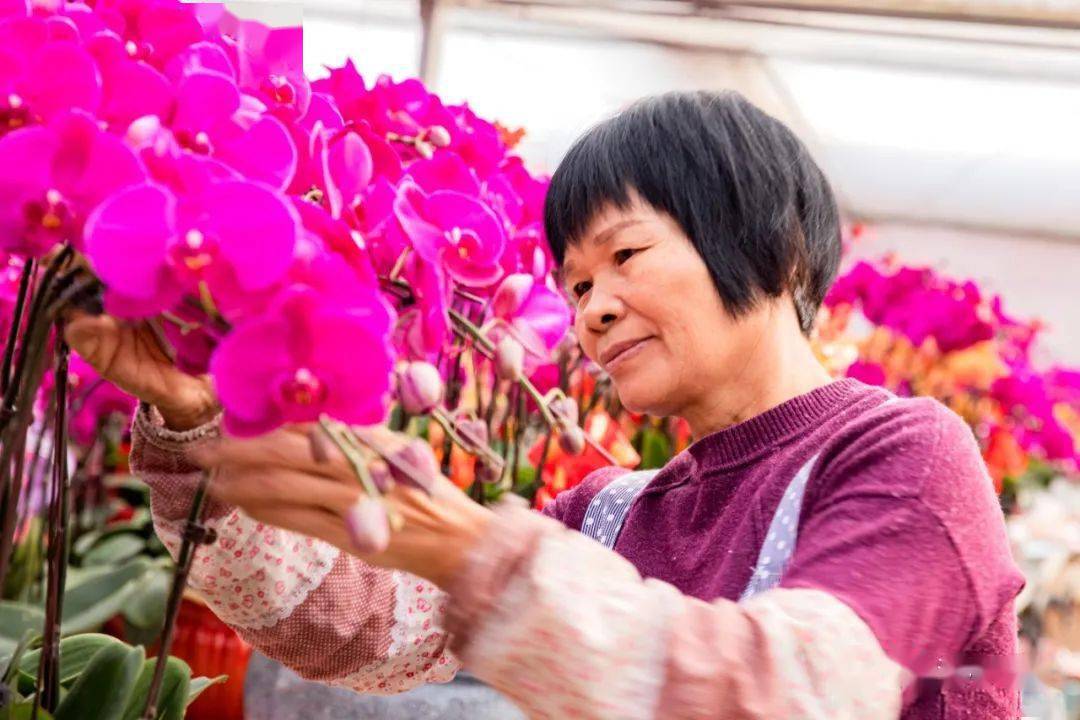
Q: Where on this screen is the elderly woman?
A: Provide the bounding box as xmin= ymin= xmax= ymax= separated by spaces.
xmin=67 ymin=91 xmax=1023 ymax=719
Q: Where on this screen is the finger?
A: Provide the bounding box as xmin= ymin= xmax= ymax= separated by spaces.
xmin=207 ymin=464 xmax=363 ymax=515
xmin=190 ymin=430 xmax=355 ymax=482
xmin=62 ymin=311 xmax=118 ymax=367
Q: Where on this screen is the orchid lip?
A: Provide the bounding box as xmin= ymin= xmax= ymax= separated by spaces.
xmin=599 ymin=336 xmax=654 ymax=370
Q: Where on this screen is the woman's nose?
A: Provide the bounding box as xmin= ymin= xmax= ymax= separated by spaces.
xmin=581 ymin=283 xmax=624 ymax=333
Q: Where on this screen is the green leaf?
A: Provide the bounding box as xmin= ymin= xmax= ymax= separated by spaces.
xmin=639 ymin=427 xmax=672 ymax=469
xmin=61 ymin=559 xmax=151 ymax=635
xmin=186 ymin=675 xmax=227 ymax=706
xmin=2 ymin=628 xmax=37 ymax=693
xmin=8 ymin=703 xmax=54 ymax=720
xmin=4 ymin=519 xmax=44 ymax=600
xmin=121 ymin=656 xmax=191 ymax=720
xmin=17 ymin=634 xmax=126 ymax=695
xmin=54 ymin=643 xmax=143 ymax=720
xmin=72 ymin=530 xmax=103 ymax=558
xmin=0 ymin=603 xmax=46 ymax=657
xmin=81 ymin=534 xmax=145 ymax=567
xmin=120 ymin=568 xmax=169 ymax=631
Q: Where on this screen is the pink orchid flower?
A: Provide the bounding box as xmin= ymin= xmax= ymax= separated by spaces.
xmin=405 ymin=152 xmax=480 ymax=197
xmin=286 ymin=92 xmax=343 ymax=195
xmin=0 ymin=15 xmax=102 ymax=132
xmin=0 ymin=110 xmax=144 ymax=257
xmin=232 ymin=20 xmax=310 ymax=122
xmin=488 ymin=272 xmax=572 ymax=367
xmin=84 ymin=173 xmax=299 ymax=320
xmin=164 ymin=68 xmax=297 ymax=190
xmin=211 ymin=286 xmax=394 ymax=436
xmin=93 ymin=0 xmax=206 ymax=69
xmin=394 ymin=252 xmax=450 ymax=361
xmin=85 ymin=30 xmax=173 ymax=129
xmin=393 ymin=182 xmax=505 ymax=287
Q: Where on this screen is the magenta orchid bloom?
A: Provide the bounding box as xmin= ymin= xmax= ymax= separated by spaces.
xmin=394 ymin=252 xmax=450 ymax=361
xmin=445 ymin=104 xmax=506 ymax=178
xmin=488 ymin=272 xmax=572 ymax=366
xmin=393 ymin=182 xmax=505 ymax=287
xmin=93 ymin=0 xmax=206 ymax=69
xmin=406 ymin=152 xmax=479 ymax=196
xmin=164 ymin=68 xmax=297 ymax=190
xmin=0 ymin=15 xmax=102 ymax=132
xmin=312 ymin=124 xmax=373 ymax=220
xmin=286 ymin=92 xmax=343 ymax=195
xmin=232 ymin=20 xmax=310 ymax=122
xmin=0 ymin=110 xmax=144 ymax=257
xmin=211 ymin=286 xmax=394 ymax=437
xmin=85 ymin=30 xmax=173 ymax=129
xmin=84 ymin=175 xmax=299 ymax=320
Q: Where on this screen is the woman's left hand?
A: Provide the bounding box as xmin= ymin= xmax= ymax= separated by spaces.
xmin=187 ymin=425 xmax=495 ymax=589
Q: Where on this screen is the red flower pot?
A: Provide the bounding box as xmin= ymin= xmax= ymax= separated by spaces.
xmin=168 ymin=595 xmax=251 ymax=720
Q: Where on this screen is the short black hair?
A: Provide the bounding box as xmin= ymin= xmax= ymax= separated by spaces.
xmin=544 ymin=90 xmax=841 ymax=333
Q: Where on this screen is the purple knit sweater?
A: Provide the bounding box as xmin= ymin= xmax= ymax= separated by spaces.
xmin=542 ymin=378 xmax=1025 ymax=719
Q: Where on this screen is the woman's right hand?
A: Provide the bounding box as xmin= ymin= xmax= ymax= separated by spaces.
xmin=63 ymin=312 xmax=219 ymax=431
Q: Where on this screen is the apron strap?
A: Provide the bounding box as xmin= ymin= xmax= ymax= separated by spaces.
xmin=739 ymin=453 xmax=820 ymax=602
xmin=580 ymin=469 xmax=660 ymax=549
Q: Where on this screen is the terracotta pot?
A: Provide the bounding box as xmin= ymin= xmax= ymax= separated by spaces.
xmin=168 ymin=594 xmax=251 ymax=720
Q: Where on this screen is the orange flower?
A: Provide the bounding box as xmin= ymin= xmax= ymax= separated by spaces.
xmin=530 ymin=410 xmax=640 ymax=509
xmin=983 ymin=426 xmax=1028 ymax=494
xmin=427 ymin=421 xmax=477 ymax=490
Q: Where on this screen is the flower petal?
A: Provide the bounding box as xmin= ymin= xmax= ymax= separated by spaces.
xmin=172 ymin=70 xmax=239 ymax=137
xmin=406 ymin=152 xmax=479 ymax=196
xmin=201 ymin=180 xmax=297 ymax=290
xmin=135 ymin=2 xmax=205 ymax=63
xmin=50 ymin=111 xmax=145 ymax=211
xmin=27 ymin=41 xmax=101 ymax=119
xmin=164 ymin=40 xmax=235 ymax=84
xmin=84 ymin=182 xmax=174 ymax=300
xmin=309 ymin=312 xmax=392 ymax=425
xmin=325 ymin=130 xmax=372 ymax=216
xmin=216 ymin=114 xmax=296 ymax=190
xmin=0 ymin=125 xmax=53 ymax=243
xmin=211 ymin=313 xmax=291 ymax=434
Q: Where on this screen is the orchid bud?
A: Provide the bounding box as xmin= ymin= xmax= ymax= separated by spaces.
xmin=397 ymin=361 xmax=443 ymax=415
xmin=476 ymin=458 xmax=504 ymax=485
xmin=456 ymin=417 xmax=489 ymax=452
xmin=427 ymin=125 xmax=451 ymax=148
xmin=548 ymin=395 xmax=579 ymax=429
xmin=370 ymin=459 xmax=395 ymax=493
xmin=344 ymin=497 xmax=390 ymax=554
xmin=387 ymin=438 xmax=440 ymax=494
xmin=558 ymin=425 xmax=586 ymax=456
xmin=307 ymin=427 xmax=335 ymax=464
xmin=491 ymin=273 xmax=533 ymax=318
xmin=494 ymin=336 xmax=524 ymax=381
xmin=585 ymin=361 xmax=608 ymax=382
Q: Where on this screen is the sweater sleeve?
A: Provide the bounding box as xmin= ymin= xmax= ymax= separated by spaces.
xmin=444 ymin=504 xmax=907 ymax=719
xmin=780 ymin=398 xmax=1024 ymax=715
xmin=129 ymin=405 xmax=460 ymax=694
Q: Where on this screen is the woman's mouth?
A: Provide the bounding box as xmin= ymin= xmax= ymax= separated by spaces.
xmin=600 ymin=336 xmax=654 ymax=373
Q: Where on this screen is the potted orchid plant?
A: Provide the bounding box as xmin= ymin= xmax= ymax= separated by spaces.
xmin=0 ymin=0 xmax=630 ymax=716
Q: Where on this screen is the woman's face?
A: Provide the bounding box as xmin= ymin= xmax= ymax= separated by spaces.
xmin=560 ymin=198 xmax=770 ymax=420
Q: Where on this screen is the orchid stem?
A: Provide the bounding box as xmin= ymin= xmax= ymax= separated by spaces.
xmin=447 ymin=309 xmax=557 ymax=428
xmin=1 ymin=259 xmax=34 ymax=396
xmin=141 ymin=470 xmax=211 ymax=719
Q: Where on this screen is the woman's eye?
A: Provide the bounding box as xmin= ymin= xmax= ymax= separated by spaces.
xmin=572 ymin=281 xmax=592 ymax=299
xmin=614 ymin=248 xmax=636 ymax=265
